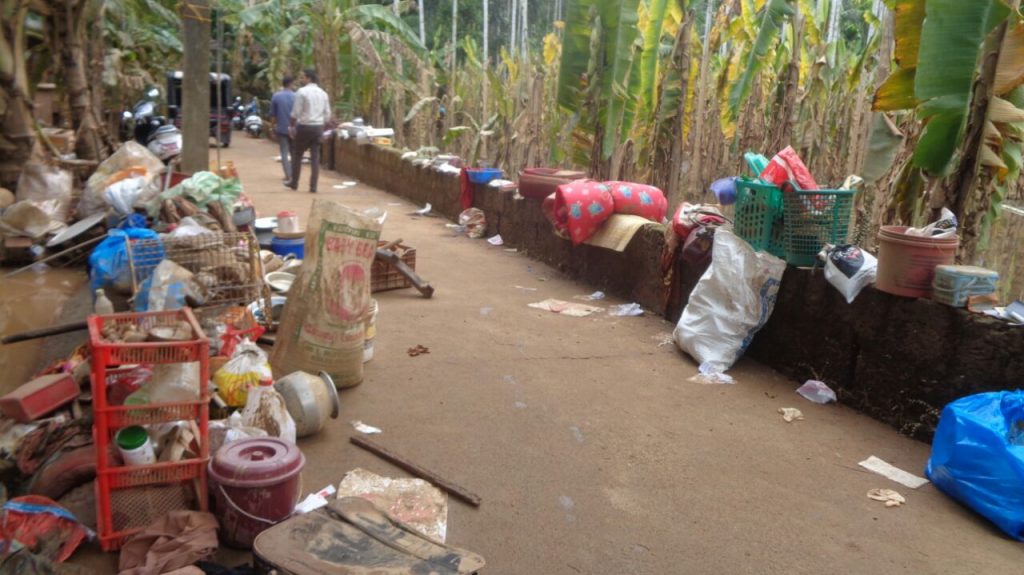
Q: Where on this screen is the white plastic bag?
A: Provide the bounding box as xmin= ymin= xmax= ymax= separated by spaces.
xmin=674 ymin=229 xmax=786 ymax=374
xmin=240 ymin=384 xmax=297 ymax=444
xmin=209 ymin=412 xmax=269 ymax=456
xmin=820 ymin=244 xmax=877 ymax=304
xmin=905 ymin=207 xmax=958 ymax=238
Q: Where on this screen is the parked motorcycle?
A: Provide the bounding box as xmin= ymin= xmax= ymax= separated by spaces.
xmin=244 ymin=98 xmax=263 ymax=138
xmin=120 ymin=88 xmax=181 ymax=163
xmin=146 ymin=124 xmax=182 ymax=162
xmin=230 ymin=96 xmax=244 ymax=131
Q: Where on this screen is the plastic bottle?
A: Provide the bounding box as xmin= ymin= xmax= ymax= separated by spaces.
xmin=94 ymin=288 xmax=115 ymax=315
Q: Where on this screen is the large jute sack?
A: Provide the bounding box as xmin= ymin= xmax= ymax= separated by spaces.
xmin=271 ymin=200 xmax=384 ymax=387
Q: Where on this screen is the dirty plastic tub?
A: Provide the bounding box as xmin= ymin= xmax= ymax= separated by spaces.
xmin=209 ymin=437 xmax=305 ymax=549
xmin=876 ymin=225 xmax=958 ymax=298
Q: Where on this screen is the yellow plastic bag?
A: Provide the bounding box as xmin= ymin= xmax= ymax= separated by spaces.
xmin=213 ymin=340 xmax=272 ymax=407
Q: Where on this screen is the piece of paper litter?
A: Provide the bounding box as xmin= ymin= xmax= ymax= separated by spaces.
xmin=528 ymin=299 xmax=603 ymax=317
xmin=351 ymin=420 xmax=382 ymax=434
xmin=858 ymin=456 xmax=929 ymax=489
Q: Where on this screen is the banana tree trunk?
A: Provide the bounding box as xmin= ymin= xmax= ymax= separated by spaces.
xmin=0 ymin=0 xmax=35 ymax=188
xmin=56 ymin=0 xmax=108 ymax=162
xmin=688 ymin=0 xmax=717 ymax=196
xmin=947 ymin=2 xmax=1018 ymax=263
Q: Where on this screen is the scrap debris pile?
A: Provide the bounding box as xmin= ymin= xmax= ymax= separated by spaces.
xmin=0 ymin=140 xmax=482 ymax=573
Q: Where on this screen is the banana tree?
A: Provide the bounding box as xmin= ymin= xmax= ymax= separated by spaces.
xmin=557 ymin=0 xmax=643 ymax=171
xmin=873 ymin=0 xmax=1024 ymax=262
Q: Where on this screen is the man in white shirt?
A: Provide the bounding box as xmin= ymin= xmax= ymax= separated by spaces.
xmin=287 ymin=68 xmax=331 ymax=193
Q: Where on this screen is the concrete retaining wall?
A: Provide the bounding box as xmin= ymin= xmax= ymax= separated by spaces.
xmin=335 ymin=138 xmax=1024 ymax=440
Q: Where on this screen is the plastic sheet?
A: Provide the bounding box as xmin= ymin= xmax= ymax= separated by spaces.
xmin=81 ymin=141 xmax=165 ymax=216
xmin=16 ymin=163 xmax=73 ymax=223
xmin=88 ymin=225 xmax=160 ymax=296
xmin=336 ymin=468 xmax=448 ymax=542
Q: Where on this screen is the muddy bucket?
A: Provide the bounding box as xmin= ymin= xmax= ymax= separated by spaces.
xmin=209 ymin=437 xmax=305 ymax=549
xmin=876 ymin=225 xmax=958 ymax=298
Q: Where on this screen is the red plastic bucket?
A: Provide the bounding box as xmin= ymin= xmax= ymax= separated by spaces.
xmin=876 ymin=225 xmax=958 ymax=298
xmin=209 ymin=437 xmax=304 ymax=549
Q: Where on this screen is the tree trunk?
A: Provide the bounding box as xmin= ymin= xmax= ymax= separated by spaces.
xmin=0 ymin=0 xmax=36 ymax=188
xmin=947 ymin=10 xmax=1015 ymax=263
xmin=55 ymin=0 xmax=108 ymax=161
xmin=688 ymin=0 xmax=717 ymax=197
xmin=181 ymin=0 xmax=211 ymax=173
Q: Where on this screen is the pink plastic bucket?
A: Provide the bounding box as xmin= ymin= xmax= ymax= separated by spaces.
xmin=209 ymin=437 xmax=304 ymax=549
xmin=876 ymin=225 xmax=958 ymax=298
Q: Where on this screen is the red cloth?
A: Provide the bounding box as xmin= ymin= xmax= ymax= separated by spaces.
xmin=554 ymin=180 xmax=615 ymax=245
xmin=605 ymin=181 xmax=668 ymax=221
xmin=459 ymin=168 xmax=473 ymax=210
xmin=759 ymin=146 xmax=819 ymax=190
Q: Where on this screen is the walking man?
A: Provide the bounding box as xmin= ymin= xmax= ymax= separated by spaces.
xmin=287 ymin=69 xmax=331 ymax=193
xmin=270 ymin=76 xmax=296 ymax=184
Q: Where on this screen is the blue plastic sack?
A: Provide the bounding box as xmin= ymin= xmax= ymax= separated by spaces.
xmin=88 ymin=226 xmax=160 ymax=297
xmin=926 ymin=391 xmax=1024 ymax=540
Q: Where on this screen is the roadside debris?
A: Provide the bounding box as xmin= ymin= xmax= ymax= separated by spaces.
xmin=118 ymin=511 xmax=218 ymax=575
xmin=457 ymin=208 xmax=486 ymax=238
xmin=294 ymin=484 xmax=337 ymax=514
xmin=487 ymin=234 xmax=504 ymax=246
xmin=609 ymin=303 xmax=643 ymax=317
xmin=409 ymin=203 xmax=433 ymax=217
xmin=528 ymin=299 xmax=603 ymax=317
xmin=351 ymin=420 xmax=382 ymax=435
xmin=407 ymin=345 xmax=430 ymax=357
xmin=688 ymin=363 xmax=736 ymax=385
xmin=858 ymin=456 xmax=929 ymax=489
xmin=867 ymin=488 xmax=906 ymax=508
xmin=796 ymin=380 xmax=837 ymax=404
xmin=574 ymin=291 xmax=605 ymax=301
xmin=778 ymin=407 xmax=804 ymax=422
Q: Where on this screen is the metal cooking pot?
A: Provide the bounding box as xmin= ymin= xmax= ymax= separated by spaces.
xmin=273 ymin=371 xmax=340 ymax=438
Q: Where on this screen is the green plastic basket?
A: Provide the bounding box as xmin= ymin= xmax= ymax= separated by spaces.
xmin=734 ymin=178 xmax=785 ymax=258
xmin=782 ymin=189 xmax=856 ymax=266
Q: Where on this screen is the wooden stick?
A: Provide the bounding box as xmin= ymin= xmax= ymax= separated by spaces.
xmin=3 ymin=233 xmax=107 ymax=279
xmin=1 ymin=320 xmax=88 ymax=345
xmin=350 ymin=435 xmax=482 ymax=507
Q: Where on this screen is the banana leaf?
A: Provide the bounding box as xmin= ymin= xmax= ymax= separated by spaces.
xmin=725 ymin=0 xmax=796 ymax=128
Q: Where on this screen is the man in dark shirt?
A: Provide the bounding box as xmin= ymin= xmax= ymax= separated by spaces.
xmin=270 ymin=76 xmax=296 ymax=184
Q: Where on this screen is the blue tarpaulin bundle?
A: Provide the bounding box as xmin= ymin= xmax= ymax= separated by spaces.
xmin=926 ymin=391 xmax=1024 ymax=540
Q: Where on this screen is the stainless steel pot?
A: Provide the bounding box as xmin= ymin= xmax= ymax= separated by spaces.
xmin=273 ymin=371 xmax=340 ymax=438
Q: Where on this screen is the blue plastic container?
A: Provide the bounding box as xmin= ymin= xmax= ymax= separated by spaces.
xmin=271 ymin=236 xmax=304 ymax=259
xmin=467 ymin=168 xmax=503 ymax=184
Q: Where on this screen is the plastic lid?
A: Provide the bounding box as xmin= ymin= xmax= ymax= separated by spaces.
xmin=116 ymin=426 xmax=149 ymax=450
xmin=209 ymin=437 xmax=305 ymax=488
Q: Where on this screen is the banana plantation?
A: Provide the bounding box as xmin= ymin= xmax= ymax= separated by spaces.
xmin=2 ymin=0 xmax=1023 ymax=281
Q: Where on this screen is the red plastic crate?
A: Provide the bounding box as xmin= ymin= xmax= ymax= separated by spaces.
xmin=88 ymin=309 xmax=208 ymax=366
xmin=89 ymin=308 xmax=211 ymax=552
xmin=97 ymin=401 xmax=206 ymax=428
xmin=101 ymin=458 xmax=206 ymax=490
